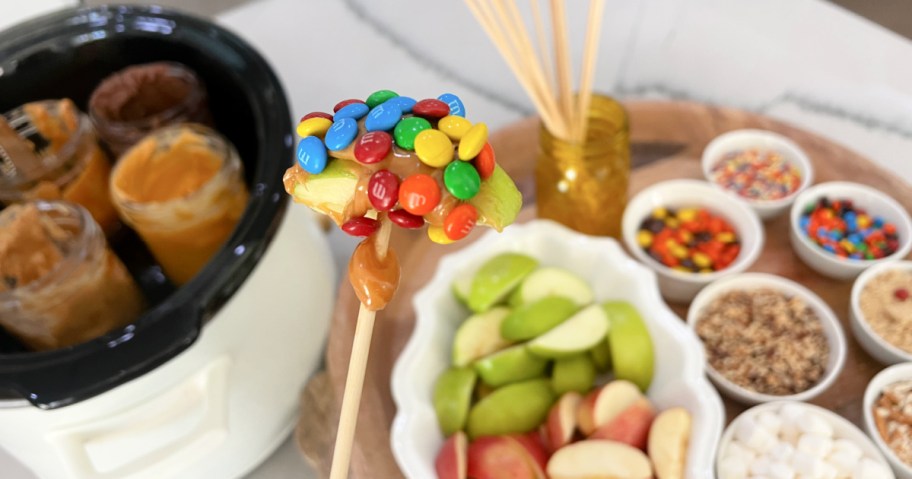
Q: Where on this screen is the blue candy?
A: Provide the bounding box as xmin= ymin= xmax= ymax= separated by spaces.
xmin=365 ymin=102 xmax=403 ymax=132
xmin=334 ymin=102 xmax=369 ymax=121
xmin=437 ymin=93 xmax=466 ymax=117
xmin=296 ymin=136 xmax=328 ymax=174
xmin=800 ymin=216 xmax=810 ymax=231
xmin=386 ymin=96 xmax=416 ymax=114
xmin=324 ymin=118 xmax=359 ymax=151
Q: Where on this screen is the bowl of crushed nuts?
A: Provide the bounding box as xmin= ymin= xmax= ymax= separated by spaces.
xmin=851 ymin=260 xmax=912 ymax=365
xmin=687 ymin=273 xmax=847 ymax=405
xmin=863 ymin=362 xmax=912 ymax=478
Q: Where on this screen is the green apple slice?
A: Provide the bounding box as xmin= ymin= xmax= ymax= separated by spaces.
xmin=551 ymin=353 xmax=597 ymax=395
xmin=500 ymin=296 xmax=579 ymax=341
xmin=474 ymin=344 xmax=549 ymax=387
xmin=589 ymin=337 xmax=612 ymax=373
xmin=509 ymin=267 xmax=594 ymax=308
xmin=466 ymin=378 xmax=555 ymax=439
xmin=469 ymin=165 xmax=522 ymax=232
xmin=452 ymin=272 xmax=473 ymax=306
xmin=527 ymin=304 xmax=609 ymax=358
xmin=467 ymin=253 xmax=538 ymax=313
xmin=433 ymin=367 xmax=478 ymax=436
xmin=452 ymin=307 xmax=513 ymax=367
xmin=604 ymin=301 xmax=654 ymax=392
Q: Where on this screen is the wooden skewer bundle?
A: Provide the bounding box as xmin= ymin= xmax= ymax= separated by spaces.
xmin=465 ymin=0 xmax=606 ymax=143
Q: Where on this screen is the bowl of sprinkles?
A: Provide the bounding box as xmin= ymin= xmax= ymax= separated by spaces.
xmin=687 ymin=273 xmax=847 ymax=405
xmin=702 ymin=129 xmax=813 ymax=219
xmin=789 ymin=181 xmax=912 ymax=280
xmin=621 ymin=179 xmax=764 ymax=302
xmin=851 ymin=261 xmax=912 ymax=365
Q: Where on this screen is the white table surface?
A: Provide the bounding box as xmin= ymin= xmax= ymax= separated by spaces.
xmin=2 ymin=0 xmax=912 ymax=477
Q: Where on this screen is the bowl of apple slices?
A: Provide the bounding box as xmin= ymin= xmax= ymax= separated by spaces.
xmin=391 ymin=219 xmax=724 ymax=479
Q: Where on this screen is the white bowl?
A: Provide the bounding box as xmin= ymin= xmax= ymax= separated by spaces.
xmin=863 ymin=362 xmax=912 ymax=478
xmin=702 ymin=129 xmax=814 ymax=220
xmin=789 ymin=181 xmax=912 ymax=280
xmin=850 ymin=261 xmax=912 ymax=365
xmin=687 ymin=273 xmax=847 ymax=405
xmin=718 ymin=401 xmax=892 ymax=478
xmin=621 ymin=179 xmax=765 ymax=303
xmin=390 ymin=219 xmax=724 ymax=479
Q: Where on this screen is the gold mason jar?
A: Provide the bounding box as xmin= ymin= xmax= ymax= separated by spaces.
xmin=535 ymin=94 xmax=630 ymax=237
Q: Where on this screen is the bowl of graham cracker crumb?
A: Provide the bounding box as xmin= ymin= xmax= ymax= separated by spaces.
xmin=851 ymin=260 xmax=912 ymax=365
xmin=864 ymin=362 xmax=912 ymax=478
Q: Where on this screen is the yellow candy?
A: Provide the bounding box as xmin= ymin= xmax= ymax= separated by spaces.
xmin=636 ymin=230 xmax=653 ymax=248
xmin=716 ymin=232 xmax=735 ymax=243
xmin=414 ymin=129 xmax=455 ymax=168
xmin=692 ymin=252 xmax=712 ymax=269
xmin=679 ymin=230 xmax=694 ymax=244
xmin=677 ymin=208 xmax=697 ymax=222
xmin=428 ymin=225 xmax=455 ymax=244
xmin=670 ymin=245 xmax=688 ymax=259
xmin=458 ymin=122 xmax=488 ymax=161
xmin=664 ymin=217 xmax=680 ymax=229
xmin=438 ymin=115 xmax=472 ymax=141
xmin=652 ymin=207 xmax=668 ymax=219
xmin=296 ymin=117 xmax=332 ymax=138
xmin=840 ymin=239 xmax=855 ymax=253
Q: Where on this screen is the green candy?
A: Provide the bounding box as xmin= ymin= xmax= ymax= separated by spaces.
xmin=366 ymin=89 xmax=398 ymax=108
xmin=393 ymin=117 xmax=431 ymax=150
xmin=444 ymin=161 xmax=481 ymax=200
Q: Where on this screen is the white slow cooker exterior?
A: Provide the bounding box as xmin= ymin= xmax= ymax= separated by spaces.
xmin=0 ymin=206 xmax=335 ymax=479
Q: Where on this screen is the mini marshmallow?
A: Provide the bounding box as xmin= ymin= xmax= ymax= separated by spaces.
xmin=851 ymin=458 xmax=892 ymax=479
xmin=757 ymin=411 xmax=783 ymax=437
xmin=750 ymin=457 xmax=772 ymax=476
xmin=796 ymin=433 xmax=833 ymax=458
xmin=718 ymin=456 xmax=749 ymax=479
xmin=779 ymin=421 xmax=801 ymax=445
xmin=826 ymin=451 xmax=858 ymax=478
xmin=830 ymin=438 xmax=863 ymax=464
xmin=767 ymin=461 xmax=794 ymax=479
xmin=766 ymin=442 xmax=795 ymax=463
xmin=797 ymin=413 xmax=834 ymax=438
xmin=818 ymin=462 xmax=838 ymax=479
xmin=791 ymin=451 xmax=824 ymax=477
xmin=779 ymin=403 xmax=805 ymax=423
xmin=736 ymin=416 xmax=777 ymax=454
xmin=724 ymin=441 xmax=758 ymax=465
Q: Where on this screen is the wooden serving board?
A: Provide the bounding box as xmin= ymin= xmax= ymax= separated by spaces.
xmin=295 ymin=101 xmax=912 ymax=478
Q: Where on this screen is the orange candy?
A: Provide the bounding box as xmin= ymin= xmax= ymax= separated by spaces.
xmin=398 ymin=174 xmax=441 ymax=216
xmin=473 ymin=143 xmax=496 ymax=180
xmin=444 ymin=203 xmax=478 ymax=240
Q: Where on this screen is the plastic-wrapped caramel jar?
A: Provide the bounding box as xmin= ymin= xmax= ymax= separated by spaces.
xmin=0 ymin=99 xmax=119 ymax=234
xmin=89 ymin=62 xmax=212 ymax=157
xmin=0 ymin=201 xmax=143 ymax=351
xmin=110 ymin=124 xmax=249 ymax=285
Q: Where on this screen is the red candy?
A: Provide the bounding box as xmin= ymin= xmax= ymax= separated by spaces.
xmin=354 ymin=131 xmax=393 ymax=164
xmin=341 ymin=216 xmax=379 ymax=237
xmin=368 ymin=170 xmax=400 ymax=211
xmin=333 ymin=99 xmax=364 ymax=112
xmin=896 ymin=288 xmax=910 ymax=301
xmin=473 ymin=142 xmax=496 ymax=180
xmin=444 ymin=203 xmax=478 ymax=240
xmin=412 ymin=99 xmax=451 ymax=119
xmin=389 ymin=209 xmax=425 ymax=229
xmin=399 ymin=174 xmax=441 ymax=216
xmin=301 ymin=111 xmax=333 ymax=122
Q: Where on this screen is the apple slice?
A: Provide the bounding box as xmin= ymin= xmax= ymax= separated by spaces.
xmin=467 ymin=378 xmax=555 ymax=439
xmin=604 ymin=301 xmax=654 ymax=392
xmin=467 ymin=435 xmax=546 ymax=479
xmin=527 ymin=304 xmax=609 ymax=359
xmin=474 ymin=344 xmax=548 ymax=387
xmin=452 ymin=272 xmax=473 ymax=306
xmin=546 ymin=440 xmax=653 ymax=479
xmin=433 ymin=367 xmax=477 ymax=436
xmin=452 ymin=307 xmax=513 ymax=367
xmin=509 ymin=267 xmax=594 ymax=307
xmin=589 ymin=397 xmax=656 ymax=450
xmin=649 ymin=407 xmax=692 ymax=479
xmin=514 ymin=431 xmax=550 ymax=471
xmin=467 ymin=253 xmax=538 ymax=313
xmin=576 ymin=379 xmax=643 ymax=436
xmin=551 ymin=354 xmax=597 ymax=395
xmin=435 ymin=431 xmax=468 ymax=479
xmin=545 ymin=392 xmax=582 ymax=452
xmin=501 ymin=296 xmax=579 ymax=341
xmin=589 ymin=337 xmax=611 ymax=372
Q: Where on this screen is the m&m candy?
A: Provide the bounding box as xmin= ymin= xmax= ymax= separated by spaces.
xmin=341 ymin=216 xmax=379 ymax=237
xmin=333 ymin=99 xmax=363 ymax=112
xmin=413 ymin=99 xmax=451 ymax=119
xmin=437 ymin=93 xmax=466 ymax=117
xmin=368 ymin=170 xmax=399 ymax=211
xmin=296 ymin=136 xmax=327 ymax=174
xmin=334 ymin=101 xmax=369 ymax=120
xmin=353 ymin=131 xmax=393 ymax=164
xmin=399 ymin=174 xmax=441 ymax=216
xmin=438 ymin=115 xmax=472 ymax=141
xmin=444 ymin=161 xmax=481 ymax=200
xmin=393 ymin=117 xmax=432 ymax=150
xmin=324 ymin=117 xmax=359 ymax=151
xmin=458 ymin=123 xmax=488 ymax=161
xmin=365 ymin=102 xmax=402 ymax=132
xmin=389 ymin=209 xmax=424 ymax=229
xmin=296 ymin=117 xmax=332 ymax=138
xmin=799 ymin=197 xmax=899 ymax=260
xmin=415 ymin=129 xmax=455 ymax=168
xmin=366 ymin=89 xmax=398 ymax=108
xmin=444 ymin=204 xmax=478 ymax=241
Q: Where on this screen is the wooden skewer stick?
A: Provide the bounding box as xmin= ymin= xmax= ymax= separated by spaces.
xmin=329 ymin=216 xmax=392 ymax=479
xmin=549 ymin=0 xmax=574 ymax=138
xmin=575 ymin=0 xmax=606 ymax=142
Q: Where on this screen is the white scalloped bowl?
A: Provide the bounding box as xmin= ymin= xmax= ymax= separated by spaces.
xmin=390 ymin=219 xmax=724 ymax=479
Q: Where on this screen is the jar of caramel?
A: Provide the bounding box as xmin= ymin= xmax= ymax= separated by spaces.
xmin=109 ymin=124 xmax=249 ymax=285
xmin=89 ymin=62 xmax=212 ymax=157
xmin=0 ymin=99 xmax=120 ymax=234
xmin=0 ymin=201 xmax=144 ymax=351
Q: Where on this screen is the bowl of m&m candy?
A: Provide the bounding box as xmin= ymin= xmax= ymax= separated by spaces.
xmin=702 ymin=129 xmax=813 ymax=220
xmin=622 ymin=179 xmax=764 ymax=303
xmin=789 ymin=182 xmax=912 ymax=280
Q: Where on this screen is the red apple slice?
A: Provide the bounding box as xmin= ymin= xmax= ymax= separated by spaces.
xmin=435 ymin=431 xmax=468 ymax=479
xmin=589 ymin=397 xmax=656 ymax=450
xmin=514 ymin=431 xmax=549 ymax=472
xmin=546 ymin=439 xmax=653 ymax=479
xmin=546 ymin=391 xmax=582 ymax=451
xmin=467 ymin=435 xmax=546 ymax=479
xmin=649 ymin=407 xmax=692 ymax=479
xmin=576 ymin=379 xmax=643 ymax=435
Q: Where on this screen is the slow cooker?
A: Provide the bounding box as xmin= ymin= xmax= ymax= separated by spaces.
xmin=0 ymin=6 xmax=334 ymax=479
